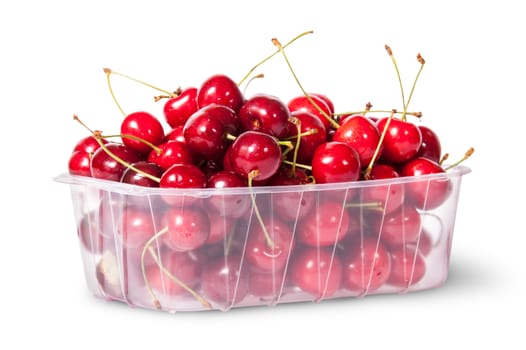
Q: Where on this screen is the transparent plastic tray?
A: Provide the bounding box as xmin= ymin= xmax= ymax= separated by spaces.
xmin=54 ymin=165 xmax=470 ymax=313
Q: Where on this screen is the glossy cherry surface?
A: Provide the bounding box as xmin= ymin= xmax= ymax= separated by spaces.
xmin=376 ymin=117 xmax=422 ymax=163
xmin=333 ymin=115 xmax=381 ymax=167
xmin=311 ymin=141 xmax=361 ymax=184
xmin=197 ymin=74 xmax=244 ymax=113
xmin=120 ymin=111 xmax=165 ymax=155
xmin=239 ymin=94 xmax=291 ymax=138
xmin=90 ymin=143 xmax=141 ymax=181
xmin=163 ymin=87 xmax=198 ymax=128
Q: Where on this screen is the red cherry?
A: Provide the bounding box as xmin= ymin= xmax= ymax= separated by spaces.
xmin=205 ymin=213 xmax=236 ymax=245
xmin=248 ymin=269 xmax=287 ymax=299
xmin=120 ymin=111 xmax=165 ymax=155
xmin=288 ymin=94 xmax=332 ymax=131
xmin=341 ymin=237 xmax=391 ymax=293
xmin=200 ymin=254 xmax=249 ymax=308
xmin=197 ymin=74 xmax=244 ymax=113
xmin=387 ymin=246 xmax=426 ymax=288
xmin=229 ymin=131 xmax=282 ymax=182
xmin=183 ymin=104 xmax=239 ymax=162
xmin=361 ymin=163 xmax=405 ymax=214
xmin=332 ymin=115 xmax=381 ymax=167
xmin=245 ymin=216 xmax=295 ymax=273
xmin=287 ymin=110 xmax=327 ymax=164
xmin=297 ymin=200 xmax=350 ymax=247
xmin=311 ymin=141 xmax=361 ymax=184
xmin=310 ymin=93 xmax=335 ymax=114
xmin=161 ymin=206 xmax=210 ymax=252
xmin=120 ymin=161 xmax=163 ymax=187
xmin=90 ymin=143 xmax=141 ymax=181
xmin=376 ymin=117 xmax=422 ymax=163
xmin=159 ymin=163 xmax=207 ymax=205
xmin=289 ymin=246 xmax=343 ymax=299
xmin=371 ymin=203 xmax=422 ymax=247
xmin=416 ymin=125 xmax=442 ymax=163
xmin=205 ymin=170 xmax=251 ymax=219
xmin=164 ymin=125 xmax=186 ymax=143
xmin=147 ymin=140 xmax=193 ymax=171
xmin=73 ymin=135 xmax=107 ymax=154
xmin=117 ymin=206 xmax=156 ymax=248
xmin=68 ymin=150 xmax=92 ymax=177
xmin=239 ymin=94 xmax=291 ymax=138
xmin=163 ymin=87 xmax=198 ymax=128
xmin=77 ymin=211 xmax=104 ymax=253
xmin=400 ymin=157 xmax=451 ymax=210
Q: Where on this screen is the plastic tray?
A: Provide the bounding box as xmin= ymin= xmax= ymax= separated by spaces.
xmin=54 ymin=165 xmax=470 ymax=313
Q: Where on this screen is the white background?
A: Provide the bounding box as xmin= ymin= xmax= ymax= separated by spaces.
xmin=1 ymin=0 xmax=524 ymax=348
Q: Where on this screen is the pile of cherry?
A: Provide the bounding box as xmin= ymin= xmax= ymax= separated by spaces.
xmin=67 ymin=37 xmax=472 ymax=311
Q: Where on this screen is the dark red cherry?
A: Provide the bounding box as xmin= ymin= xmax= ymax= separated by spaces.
xmin=287 ymin=110 xmax=327 ymax=164
xmin=288 ymin=94 xmax=332 ymax=131
xmin=297 ymin=200 xmax=350 ymax=247
xmin=147 ymin=140 xmax=193 ymax=171
xmin=183 ymin=104 xmax=239 ymax=162
xmin=68 ymin=151 xmax=92 ymax=177
xmin=120 ymin=111 xmax=165 ymax=155
xmin=400 ymin=157 xmax=451 ymax=210
xmin=120 ymin=161 xmax=163 ymax=187
xmin=362 ymin=163 xmax=405 ymax=214
xmin=161 ymin=206 xmax=210 ymax=252
xmin=416 ymin=125 xmax=442 ymax=163
xmin=341 ymin=237 xmax=392 ymax=293
xmin=289 ymin=246 xmax=343 ymax=299
xmin=238 ymin=94 xmax=291 ymax=138
xmin=200 ymin=254 xmax=249 ymax=307
xmin=332 ymin=115 xmax=381 ymax=167
xmin=245 ymin=216 xmax=295 ymax=273
xmin=90 ymin=143 xmax=141 ymax=181
xmin=387 ymin=246 xmax=426 ymax=288
xmin=229 ymin=131 xmax=282 ymax=182
xmin=163 ymin=87 xmax=198 ymax=128
xmin=311 ymin=141 xmax=361 ymax=184
xmin=376 ymin=117 xmax=422 ymax=163
xmin=197 ymin=74 xmax=244 ymax=113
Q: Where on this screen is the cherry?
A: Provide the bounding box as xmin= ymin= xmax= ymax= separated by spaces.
xmin=387 ymin=246 xmax=426 ymax=288
xmin=68 ymin=150 xmax=92 ymax=177
xmin=197 ymin=74 xmax=244 ymax=113
xmin=416 ymin=125 xmax=442 ymax=163
xmin=164 ymin=125 xmax=186 ymax=143
xmin=248 ymin=269 xmax=287 ymax=299
xmin=229 ymin=131 xmax=282 ymax=182
xmin=205 ymin=213 xmax=236 ymax=245
xmin=310 ymin=93 xmax=335 ymax=114
xmin=159 ymin=163 xmax=207 ymax=206
xmin=147 ymin=140 xmax=194 ymax=171
xmin=408 ymin=228 xmax=433 ymax=256
xmin=341 ymin=237 xmax=391 ymax=293
xmin=376 ymin=117 xmax=422 ymax=164
xmin=121 ymin=161 xmax=163 ymax=187
xmin=400 ymin=157 xmax=451 ymax=210
xmin=288 ymin=94 xmax=333 ymax=132
xmin=200 ymin=254 xmax=249 ymax=307
xmin=245 ymin=216 xmax=295 ymax=273
xmin=96 ymin=250 xmax=124 ymax=300
xmin=289 ymin=246 xmax=343 ymax=299
xmin=371 ymin=203 xmax=422 ymax=247
xmin=144 ymin=250 xmax=202 ymax=297
xmin=239 ymin=94 xmax=291 ymax=138
xmin=297 ymin=200 xmax=350 ymax=247
xmin=73 ymin=135 xmax=107 ymax=154
xmin=311 ymin=141 xmax=361 ymax=184
xmin=183 ymin=104 xmax=239 ymax=161
xmin=205 ymin=170 xmax=251 ymax=219
xmin=267 ymin=167 xmax=315 ymax=222
xmin=161 ymin=206 xmax=210 ymax=252
xmin=90 ymin=142 xmax=141 ymax=181
xmin=332 ymin=115 xmax=381 ymax=167
xmin=77 ymin=211 xmax=104 ymax=253
xmin=361 ymin=163 xmax=405 ymax=214
xmin=117 ymin=206 xmax=156 ymax=248
xmin=286 ymin=110 xmax=327 ymax=164
xmin=163 ymin=87 xmax=198 ymax=128
xmin=120 ymin=111 xmax=165 ymax=155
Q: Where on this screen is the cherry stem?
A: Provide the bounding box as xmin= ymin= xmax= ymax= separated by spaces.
xmin=444 ymin=147 xmax=474 ymax=171
xmin=403 ymin=53 xmax=425 ymax=119
xmin=439 ymin=153 xmax=449 ymax=165
xmin=271 ymin=37 xmax=340 ymax=130
xmin=154 ymin=87 xmax=182 ymax=102
xmin=282 ymin=159 xmax=311 ymax=171
xmin=225 ymin=133 xmax=237 ymax=142
xmin=385 ymin=45 xmax=407 ymax=121
xmin=282 ymin=128 xmax=318 ymax=140
xmin=243 ymin=73 xmax=265 ymax=95
xmin=363 ymin=109 xmax=397 ymax=180
xmin=103 ymin=68 xmax=126 ymax=116
xmin=238 ymin=30 xmax=314 ymax=86
xmin=278 ymin=140 xmax=295 ymax=158
xmin=103 ymin=68 xmax=176 ymax=97
xmin=101 ymin=133 xmax=162 ymax=154
xmin=140 ymin=227 xmax=212 ymax=309
xmin=289 ymin=116 xmax=302 ymax=176
xmin=333 ymin=110 xmax=422 ymax=119
xmin=248 ymin=170 xmax=275 ymax=248
xmin=345 ymin=201 xmax=384 ymax=212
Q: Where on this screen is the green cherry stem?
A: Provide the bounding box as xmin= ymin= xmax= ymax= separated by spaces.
xmin=363 ymin=109 xmax=397 ymax=180
xmin=238 ymin=30 xmax=314 ymax=86
xmin=444 ymin=147 xmax=474 ymax=171
xmin=272 ymin=37 xmax=340 ymax=130
xmin=101 ymin=133 xmax=162 ymax=155
xmin=385 ymin=45 xmax=406 ymax=121
xmin=248 ymin=170 xmax=275 ymax=248
xmin=103 ymin=68 xmax=176 ymax=97
xmin=403 ymin=53 xmax=425 ymax=119
xmin=103 ymin=68 xmax=126 ymax=116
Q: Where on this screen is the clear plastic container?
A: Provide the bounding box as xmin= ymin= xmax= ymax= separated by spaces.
xmin=54 ymin=165 xmax=470 ymax=313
